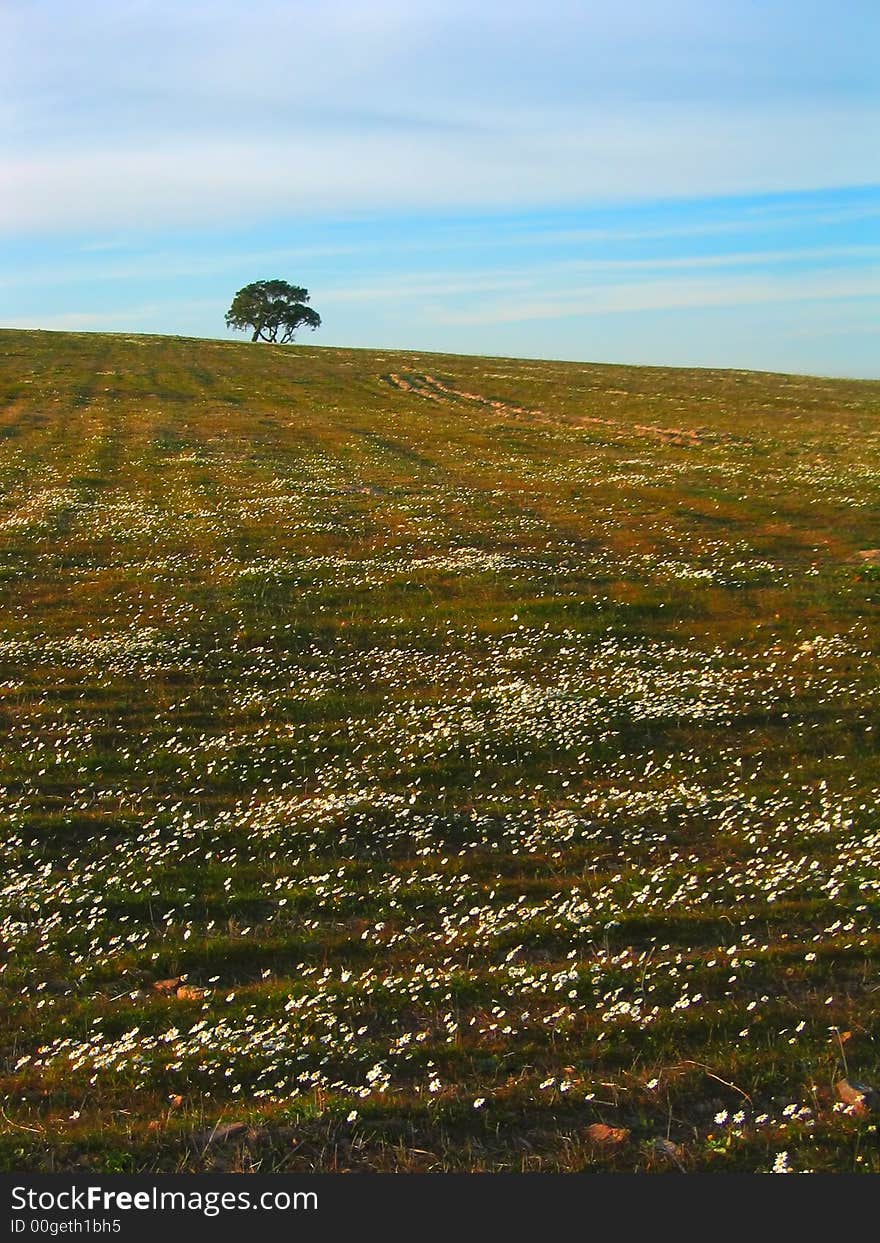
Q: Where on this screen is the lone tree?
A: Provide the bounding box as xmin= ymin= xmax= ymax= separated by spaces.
xmin=225 ymin=279 xmax=321 ymax=344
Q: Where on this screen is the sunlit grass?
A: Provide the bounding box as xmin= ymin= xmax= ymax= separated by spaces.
xmin=1 ymin=329 xmax=879 ymax=1172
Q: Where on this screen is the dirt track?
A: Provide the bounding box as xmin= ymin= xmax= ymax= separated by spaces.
xmin=382 ymin=371 xmax=706 ymax=446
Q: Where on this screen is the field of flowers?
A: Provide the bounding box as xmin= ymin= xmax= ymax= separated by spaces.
xmin=1 ymin=328 xmax=879 ymax=1172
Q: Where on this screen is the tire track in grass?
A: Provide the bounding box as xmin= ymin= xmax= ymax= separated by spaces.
xmin=382 ymin=371 xmax=710 ymax=447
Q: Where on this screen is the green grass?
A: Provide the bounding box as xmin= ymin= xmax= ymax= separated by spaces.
xmin=1 ymin=328 xmax=880 ymax=1172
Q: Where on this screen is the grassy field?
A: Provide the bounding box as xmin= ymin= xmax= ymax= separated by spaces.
xmin=1 ymin=327 xmax=879 ymax=1173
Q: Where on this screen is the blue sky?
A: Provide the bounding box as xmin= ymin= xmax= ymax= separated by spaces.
xmin=2 ymin=0 xmax=878 ymax=376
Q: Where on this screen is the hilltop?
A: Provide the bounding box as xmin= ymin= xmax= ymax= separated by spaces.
xmin=1 ymin=329 xmax=879 ymax=1172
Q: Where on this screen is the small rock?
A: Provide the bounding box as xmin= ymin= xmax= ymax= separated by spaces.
xmin=152 ymin=977 xmax=181 ymax=994
xmin=586 ymin=1123 xmax=630 ymax=1145
xmin=835 ymin=1079 xmax=877 ymax=1114
xmin=651 ymin=1137 xmax=685 ymax=1163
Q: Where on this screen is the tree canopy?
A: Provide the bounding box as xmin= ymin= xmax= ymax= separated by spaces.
xmin=225 ymin=280 xmax=321 ymax=344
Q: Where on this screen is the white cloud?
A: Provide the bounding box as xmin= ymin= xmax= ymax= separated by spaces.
xmin=427 ymin=266 xmax=880 ymax=324
xmin=3 ymin=100 xmax=878 ymax=236
xmin=1 ymin=299 xmax=221 ymax=332
xmin=2 ymin=0 xmax=878 ymax=235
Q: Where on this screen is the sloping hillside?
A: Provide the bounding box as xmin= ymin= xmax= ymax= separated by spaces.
xmin=2 ymin=329 xmax=880 ymax=1172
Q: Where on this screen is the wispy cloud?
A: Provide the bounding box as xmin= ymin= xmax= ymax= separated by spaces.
xmin=2 ymin=300 xmax=222 ymax=333
xmin=429 ymin=267 xmax=880 ymax=325
xmin=3 ymin=1 xmax=879 ymax=234
xmin=3 ymin=103 xmax=878 ymax=236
